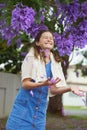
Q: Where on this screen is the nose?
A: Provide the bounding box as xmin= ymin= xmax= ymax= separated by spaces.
xmin=47 ymin=38 xmax=50 ymax=42
xmin=47 ymin=37 xmax=52 ymax=42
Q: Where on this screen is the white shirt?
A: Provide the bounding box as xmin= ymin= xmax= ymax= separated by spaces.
xmin=21 ymin=48 xmax=67 ymax=97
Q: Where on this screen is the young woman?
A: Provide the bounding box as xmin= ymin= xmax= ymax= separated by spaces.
xmin=6 ymin=30 xmax=84 ymax=130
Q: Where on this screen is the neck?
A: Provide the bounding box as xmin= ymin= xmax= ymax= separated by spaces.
xmin=44 ymin=49 xmax=51 ymax=57
xmin=44 ymin=49 xmax=51 ymax=64
xmin=40 ymin=48 xmax=51 ymax=63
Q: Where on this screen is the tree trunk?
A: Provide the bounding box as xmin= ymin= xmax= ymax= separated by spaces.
xmin=47 ymin=94 xmax=63 ymax=116
xmin=47 ymin=56 xmax=69 ymax=115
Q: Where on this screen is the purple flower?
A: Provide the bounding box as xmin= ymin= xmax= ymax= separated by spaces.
xmin=30 ymin=90 xmax=34 ymax=97
xmin=11 ymin=4 xmax=36 ymax=33
xmin=15 ymin=38 xmax=22 ymax=48
xmin=39 ymin=8 xmax=46 ymax=13
xmin=7 ymin=40 xmax=12 ymax=46
xmin=0 ymin=3 xmax=5 ymax=9
xmin=71 ymin=20 xmax=87 ymax=48
xmin=79 ymin=2 xmax=87 ymax=18
xmin=40 ymin=15 xmax=44 ymax=22
xmin=27 ymin=23 xmax=48 ymax=38
xmin=62 ymin=1 xmax=80 ymax=23
xmin=39 ymin=8 xmax=46 ymax=23
xmin=78 ymin=20 xmax=87 ymax=32
xmin=0 ymin=20 xmax=6 ymax=28
xmin=54 ymin=32 xmax=73 ymax=56
xmin=21 ymin=52 xmax=27 ymax=57
xmin=1 ymin=26 xmax=17 ymax=46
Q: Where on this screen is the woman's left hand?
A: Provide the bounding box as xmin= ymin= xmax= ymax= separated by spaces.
xmin=70 ymin=86 xmax=85 ymax=96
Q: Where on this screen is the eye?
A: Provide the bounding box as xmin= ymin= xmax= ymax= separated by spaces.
xmin=44 ymin=37 xmax=48 ymax=39
xmin=50 ymin=36 xmax=54 ymax=40
xmin=45 ymin=37 xmax=53 ymax=40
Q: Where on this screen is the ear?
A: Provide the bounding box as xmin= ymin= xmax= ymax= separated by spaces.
xmin=36 ymin=42 xmax=39 ymax=46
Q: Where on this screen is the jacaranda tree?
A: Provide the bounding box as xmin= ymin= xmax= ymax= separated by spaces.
xmin=0 ymin=0 xmax=87 ymax=115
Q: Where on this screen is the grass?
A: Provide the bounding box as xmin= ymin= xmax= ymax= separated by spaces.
xmin=46 ymin=106 xmax=87 ymax=130
xmin=46 ymin=113 xmax=87 ymax=130
xmin=64 ymin=105 xmax=87 ymax=110
xmin=1 ymin=115 xmax=87 ymax=130
xmin=0 ymin=106 xmax=87 ymax=130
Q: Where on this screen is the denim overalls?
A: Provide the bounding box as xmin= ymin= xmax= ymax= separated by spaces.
xmin=6 ymin=61 xmax=52 ymax=130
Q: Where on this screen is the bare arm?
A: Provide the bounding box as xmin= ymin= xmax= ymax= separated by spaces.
xmin=22 ymin=78 xmax=44 ymax=89
xmin=50 ymin=85 xmax=85 ymax=96
xmin=50 ymin=85 xmax=71 ymax=95
xmin=22 ymin=77 xmax=61 ymax=89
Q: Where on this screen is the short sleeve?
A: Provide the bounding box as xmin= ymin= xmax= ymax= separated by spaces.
xmin=21 ymin=55 xmax=34 ymax=81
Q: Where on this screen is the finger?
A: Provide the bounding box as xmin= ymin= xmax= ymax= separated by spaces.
xmin=56 ymin=77 xmax=60 ymax=80
xmin=74 ymin=91 xmax=84 ymax=96
xmin=56 ymin=77 xmax=61 ymax=80
xmin=55 ymin=78 xmax=61 ymax=83
xmin=79 ymin=89 xmax=87 ymax=92
xmin=55 ymin=77 xmax=60 ymax=81
xmin=50 ymin=78 xmax=55 ymax=83
xmin=49 ymin=77 xmax=61 ymax=85
xmin=79 ymin=91 xmax=85 ymax=96
xmin=51 ymin=79 xmax=61 ymax=86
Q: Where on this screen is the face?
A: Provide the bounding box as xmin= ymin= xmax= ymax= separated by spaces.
xmin=36 ymin=32 xmax=54 ymax=50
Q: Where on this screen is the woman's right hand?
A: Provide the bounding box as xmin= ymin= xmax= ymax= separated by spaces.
xmin=43 ymin=77 xmax=61 ymax=87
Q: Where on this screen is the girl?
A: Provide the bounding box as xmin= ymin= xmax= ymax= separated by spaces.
xmin=6 ymin=30 xmax=84 ymax=130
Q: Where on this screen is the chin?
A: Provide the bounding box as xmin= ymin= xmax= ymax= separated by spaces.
xmin=45 ymin=45 xmax=53 ymax=49
xmin=44 ymin=47 xmax=53 ymax=50
xmin=47 ymin=47 xmax=53 ymax=50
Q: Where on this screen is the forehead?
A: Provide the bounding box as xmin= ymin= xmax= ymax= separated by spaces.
xmin=41 ymin=32 xmax=53 ymax=37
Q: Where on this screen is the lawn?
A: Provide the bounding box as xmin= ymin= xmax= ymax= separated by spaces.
xmin=46 ymin=113 xmax=87 ymax=130
xmin=0 ymin=106 xmax=87 ymax=130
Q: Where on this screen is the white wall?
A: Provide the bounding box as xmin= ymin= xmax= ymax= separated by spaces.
xmin=63 ymin=86 xmax=87 ymax=107
xmin=63 ymin=66 xmax=87 ymax=107
xmin=0 ymin=72 xmax=21 ymax=118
